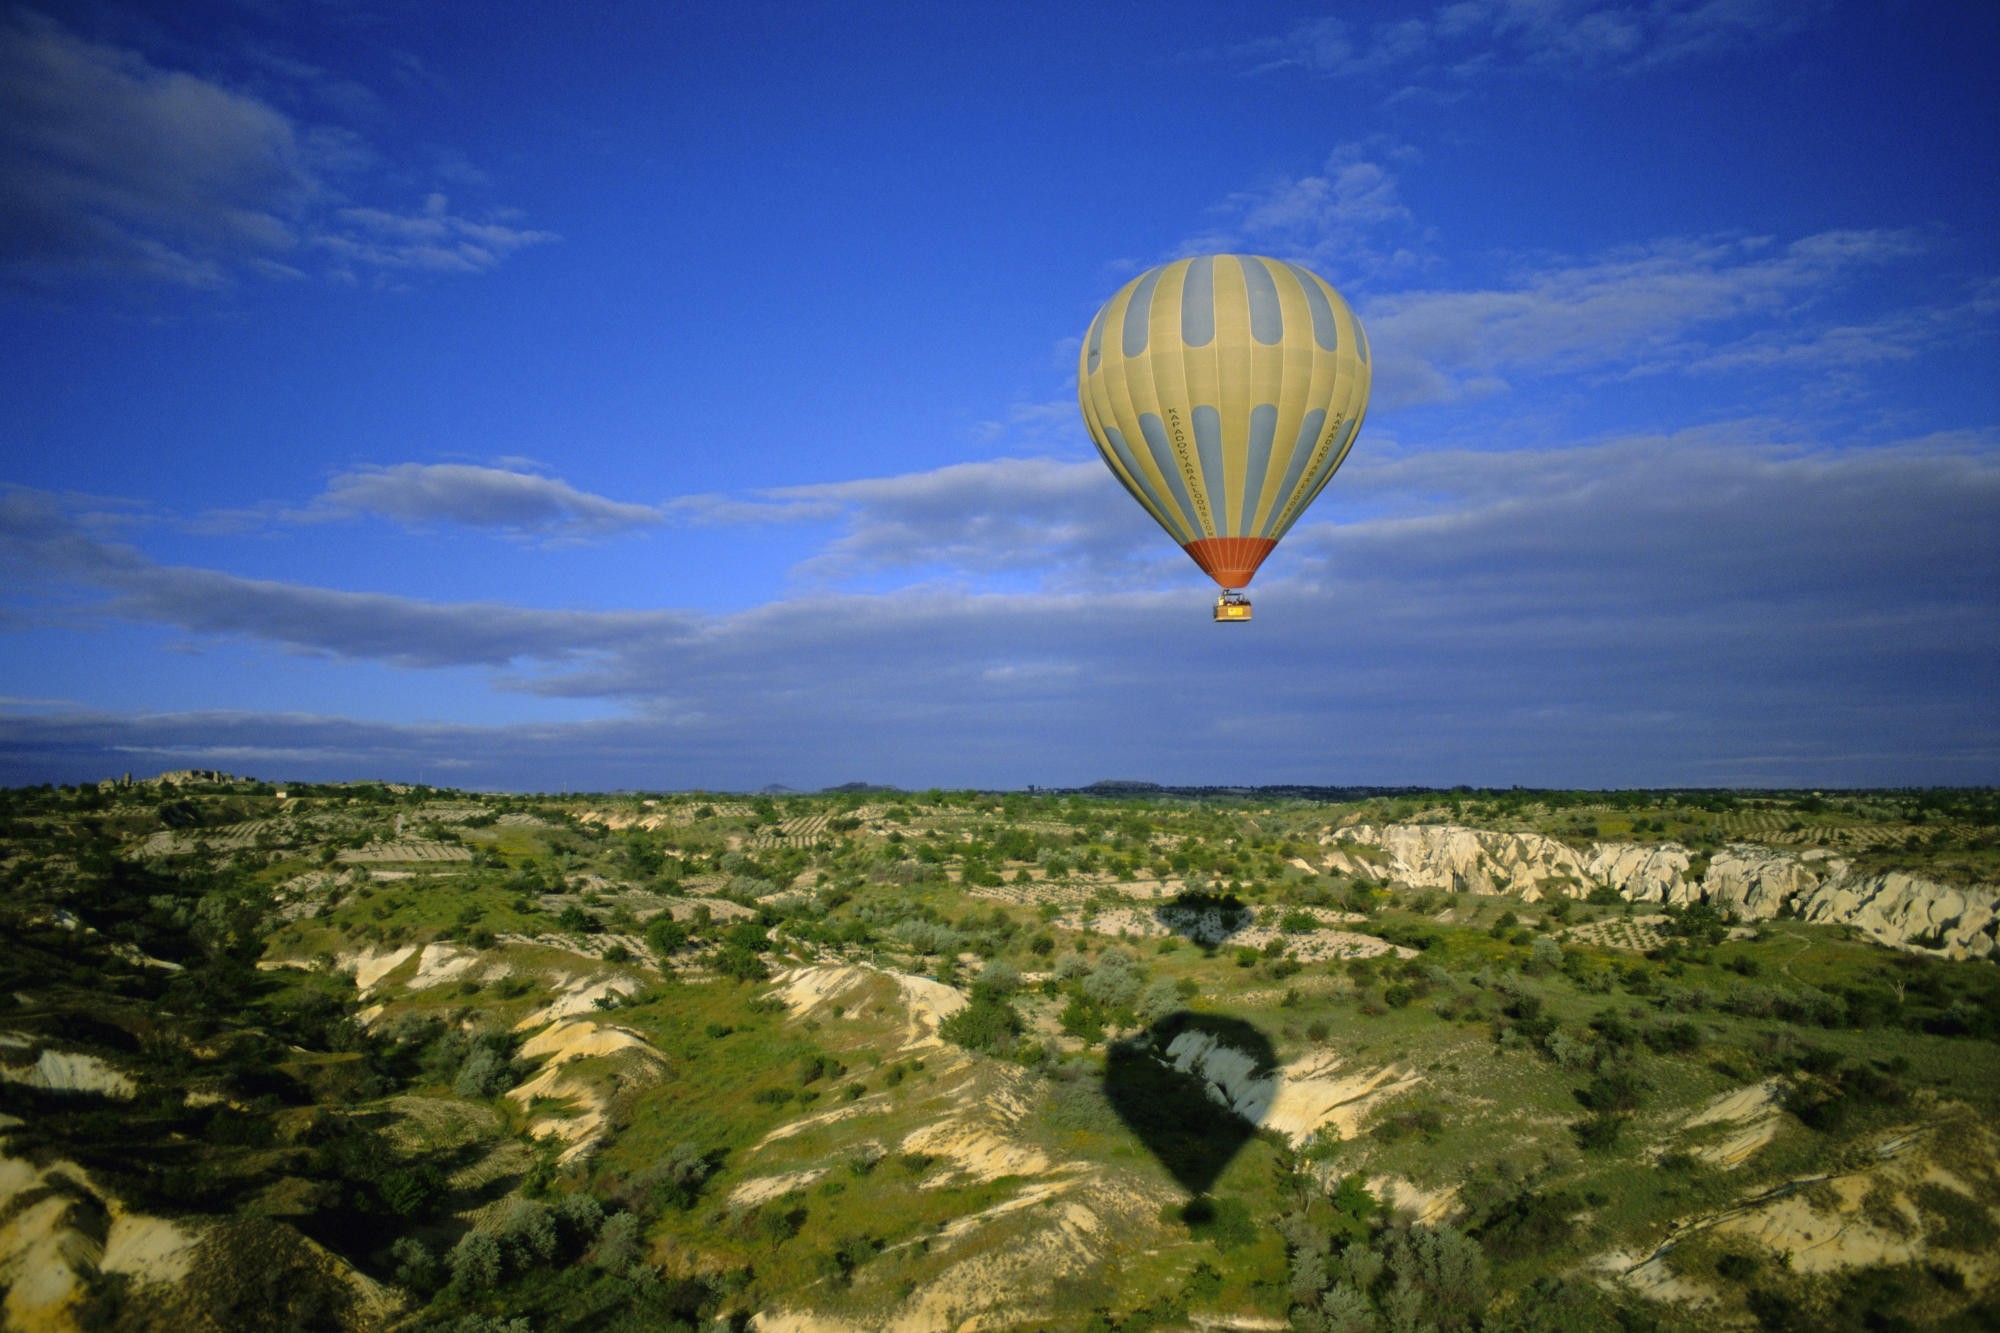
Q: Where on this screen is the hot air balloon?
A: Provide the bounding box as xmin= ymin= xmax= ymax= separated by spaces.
xmin=1078 ymin=254 xmax=1371 ymax=621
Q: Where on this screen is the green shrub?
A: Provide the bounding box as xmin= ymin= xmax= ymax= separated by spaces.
xmin=1059 ymin=995 xmax=1105 ymax=1043
xmin=715 ymin=945 xmax=769 ymax=981
xmin=1571 ymin=1110 xmax=1625 ymax=1151
xmin=645 ymin=916 xmax=688 ymax=956
xmin=1913 ymin=1183 xmax=1999 ymax=1252
xmin=941 ymin=990 xmax=1023 ymax=1054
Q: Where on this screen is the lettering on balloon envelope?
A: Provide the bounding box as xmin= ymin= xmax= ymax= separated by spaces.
xmin=1103 ymin=1010 xmax=1275 ymax=1198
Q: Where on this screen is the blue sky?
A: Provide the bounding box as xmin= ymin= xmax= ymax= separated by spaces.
xmin=2 ymin=0 xmax=1996 ymax=791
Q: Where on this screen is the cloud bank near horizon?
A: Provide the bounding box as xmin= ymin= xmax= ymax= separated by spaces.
xmin=5 ymin=428 xmax=1993 ymax=791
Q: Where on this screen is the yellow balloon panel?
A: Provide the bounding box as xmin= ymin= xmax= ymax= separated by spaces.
xmin=1078 ymin=254 xmax=1370 ymax=585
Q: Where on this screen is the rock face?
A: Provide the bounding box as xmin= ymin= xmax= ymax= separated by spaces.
xmin=1324 ymin=825 xmax=1589 ymax=897
xmin=0 ymin=1048 xmax=136 ymax=1099
xmin=1317 ymin=824 xmax=1998 ymax=959
xmin=1797 ymin=872 xmax=1999 ymax=958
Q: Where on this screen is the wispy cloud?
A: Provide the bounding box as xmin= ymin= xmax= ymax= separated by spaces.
xmin=669 ymin=457 xmax=1180 ymax=591
xmin=1238 ymin=0 xmax=1821 ymax=85
xmin=314 ymin=463 xmax=663 ymax=540
xmin=756 ymin=459 xmax=1166 ymax=589
xmin=317 ymin=194 xmax=555 ymax=277
xmin=0 ymin=485 xmax=683 ymax=669
xmin=0 ymin=13 xmax=553 ymax=294
xmin=1364 ymin=230 xmax=1940 ymax=407
xmin=1177 ymin=143 xmax=1429 ymax=281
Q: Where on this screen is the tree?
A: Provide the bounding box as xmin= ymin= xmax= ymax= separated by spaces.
xmin=448 ymin=1231 xmax=503 ymax=1290
xmin=715 ymin=945 xmax=769 ymax=982
xmin=1082 ymin=948 xmax=1144 ymax=1010
xmin=1383 ymin=1225 xmax=1487 ymax=1331
xmin=941 ymin=989 xmax=1023 ymax=1053
xmin=590 ymin=1211 xmax=643 ymax=1274
xmin=1137 ymin=978 xmax=1181 ymax=1025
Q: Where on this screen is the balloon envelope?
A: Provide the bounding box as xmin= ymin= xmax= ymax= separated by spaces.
xmin=1078 ymin=254 xmax=1370 ymax=588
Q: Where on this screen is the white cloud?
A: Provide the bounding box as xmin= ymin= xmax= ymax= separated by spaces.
xmin=317 ymin=463 xmax=662 ymax=539
xmin=1364 ymin=230 xmax=1937 ymax=407
xmin=0 ymin=13 xmax=552 ymax=293
xmin=1239 ymin=0 xmax=1820 ymax=83
xmin=1177 ymin=143 xmax=1427 ymax=281
xmin=318 ymin=194 xmax=556 ymax=275
xmin=673 ymin=458 xmax=1170 ymax=590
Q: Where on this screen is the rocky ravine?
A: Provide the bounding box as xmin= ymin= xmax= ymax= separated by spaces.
xmin=1319 ymin=824 xmax=1998 ymax=960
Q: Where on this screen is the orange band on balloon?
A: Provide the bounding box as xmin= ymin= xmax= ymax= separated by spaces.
xmin=1182 ymin=536 xmax=1278 ymax=588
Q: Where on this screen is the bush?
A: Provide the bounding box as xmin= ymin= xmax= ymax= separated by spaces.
xmin=1059 ymin=995 xmax=1105 ymax=1043
xmin=973 ymin=961 xmax=1020 ymax=997
xmin=941 ymin=991 xmax=1023 ymax=1054
xmin=1912 ymin=1184 xmax=1998 ymax=1251
xmin=589 ymin=1211 xmax=642 ymax=1274
xmin=1576 ymin=1067 xmax=1646 ymax=1113
xmin=1584 ymin=1008 xmax=1632 ymax=1048
xmin=1082 ymin=948 xmax=1144 ymax=1010
xmin=1468 ymin=1182 xmax=1582 ymax=1261
xmin=447 ymin=1231 xmax=503 ymax=1290
xmin=624 ymin=1144 xmax=716 ymax=1214
xmin=1526 ymin=936 xmax=1564 ymax=974
xmin=495 ymin=1198 xmax=560 ymax=1266
xmin=645 ymin=916 xmax=688 ymax=956
xmin=1137 ymin=978 xmax=1181 ymax=1025
xmin=390 ymin=1237 xmax=439 ymax=1294
xmin=714 ymin=946 xmax=769 ymax=982
xmin=1571 ymin=1110 xmax=1625 ymax=1151
xmin=1645 ymin=1019 xmax=1702 ymax=1052
xmin=1054 ymin=951 xmax=1093 ymax=982
xmin=453 ymin=1036 xmax=518 ymax=1098
xmin=1383 ymin=1225 xmax=1487 ymax=1331
xmin=821 ymin=1233 xmax=884 ymax=1285
xmin=892 ymin=918 xmax=962 ymax=956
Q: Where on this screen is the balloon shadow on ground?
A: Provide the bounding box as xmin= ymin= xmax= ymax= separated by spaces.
xmin=1103 ymin=1010 xmax=1274 ymax=1197
xmin=1152 ymin=891 xmax=1254 ymax=950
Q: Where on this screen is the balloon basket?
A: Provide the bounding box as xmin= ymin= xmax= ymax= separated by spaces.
xmin=1212 ymin=590 xmax=1252 ymax=623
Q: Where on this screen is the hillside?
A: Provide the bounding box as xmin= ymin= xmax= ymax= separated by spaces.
xmin=1 ymin=780 xmax=1996 ymax=1330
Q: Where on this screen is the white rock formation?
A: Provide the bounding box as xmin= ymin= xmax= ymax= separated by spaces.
xmin=1797 ymin=872 xmax=1998 ymax=957
xmin=1315 ymin=824 xmax=1997 ymax=959
xmin=1326 ymin=825 xmax=1589 ymax=897
xmin=0 ymin=1049 xmax=136 ymax=1099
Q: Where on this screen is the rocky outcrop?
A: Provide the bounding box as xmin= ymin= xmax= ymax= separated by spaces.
xmin=0 ymin=1047 xmax=136 ymax=1099
xmin=1681 ymin=845 xmax=1831 ymax=919
xmin=1584 ymin=841 xmax=1692 ymax=898
xmin=1796 ymin=872 xmax=1998 ymax=957
xmin=1316 ymin=824 xmax=1998 ymax=959
xmin=1324 ymin=825 xmax=1589 ymax=897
